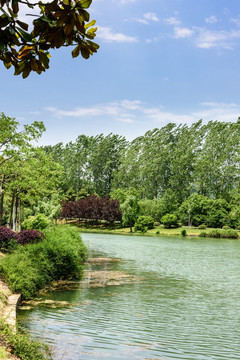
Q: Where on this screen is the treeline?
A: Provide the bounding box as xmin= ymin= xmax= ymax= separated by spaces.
xmin=1 ymin=112 xmax=240 ymax=230
xmin=44 ymin=119 xmax=240 ymax=202
xmin=43 ymin=119 xmax=240 ymax=229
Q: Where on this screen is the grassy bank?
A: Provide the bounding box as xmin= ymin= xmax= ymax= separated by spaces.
xmin=67 ymin=222 xmax=240 ymax=239
xmin=0 ymin=225 xmax=86 ymax=359
xmin=0 ymin=226 xmax=86 ymax=299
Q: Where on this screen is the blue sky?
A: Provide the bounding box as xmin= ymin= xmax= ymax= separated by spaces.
xmin=1 ymin=0 xmax=240 ymax=145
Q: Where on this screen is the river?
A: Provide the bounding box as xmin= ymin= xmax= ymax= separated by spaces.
xmin=18 ymin=233 xmax=240 ymax=360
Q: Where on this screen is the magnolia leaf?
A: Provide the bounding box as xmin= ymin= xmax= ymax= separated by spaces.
xmin=79 ymin=0 xmax=92 ymax=9
xmin=72 ymin=44 xmax=80 ymax=58
xmin=16 ymin=20 xmax=28 ymax=31
xmin=39 ymin=51 xmax=50 ymax=68
xmin=12 ymin=0 xmax=19 ymax=14
xmin=80 ymin=46 xmax=89 ymax=59
xmin=4 ymin=61 xmax=12 ymax=69
xmin=16 ymin=27 xmax=33 ymax=42
xmin=84 ymin=19 xmax=95 ymax=29
xmin=14 ymin=60 xmax=25 ymax=75
xmin=79 ymin=9 xmax=90 ymax=22
xmin=0 ymin=15 xmax=10 ymax=28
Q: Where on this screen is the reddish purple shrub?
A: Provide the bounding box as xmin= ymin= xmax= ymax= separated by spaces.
xmin=0 ymin=226 xmax=16 ymax=249
xmin=61 ymin=195 xmax=122 ymax=224
xmin=16 ymin=230 xmax=45 ymax=246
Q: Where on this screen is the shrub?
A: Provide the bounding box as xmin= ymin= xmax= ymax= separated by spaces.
xmin=221 ymin=229 xmax=238 ymax=239
xmin=181 ymin=229 xmax=187 ymax=236
xmin=222 ymin=225 xmax=230 ymax=230
xmin=0 ymin=226 xmax=86 ymax=299
xmin=0 ymin=227 xmax=17 ymax=251
xmin=207 ymin=229 xmax=238 ymax=239
xmin=22 ymin=214 xmax=50 ymax=230
xmin=161 ymin=213 xmax=179 ymax=228
xmin=134 ymin=216 xmax=154 ymax=232
xmin=198 ymin=224 xmax=207 ymax=229
xmin=208 ymin=230 xmax=221 ymax=238
xmin=156 ymin=230 xmax=160 ymax=234
xmin=16 ymin=230 xmax=45 ymax=246
xmin=199 ymin=232 xmax=207 ymax=237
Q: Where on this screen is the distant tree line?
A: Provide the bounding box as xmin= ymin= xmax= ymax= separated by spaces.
xmin=43 ymin=119 xmax=240 ymax=229
xmin=1 ymin=112 xmax=240 ymax=231
xmin=44 ymin=119 xmax=240 ymax=203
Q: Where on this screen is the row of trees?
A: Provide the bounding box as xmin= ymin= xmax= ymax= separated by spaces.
xmin=1 ymin=113 xmax=240 ymax=231
xmin=44 ymin=119 xmax=240 ymax=205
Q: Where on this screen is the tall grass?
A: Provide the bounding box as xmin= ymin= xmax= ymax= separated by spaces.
xmin=0 ymin=226 xmax=86 ymax=299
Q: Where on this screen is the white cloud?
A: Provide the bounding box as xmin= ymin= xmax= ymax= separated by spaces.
xmin=164 ymin=17 xmax=181 ymax=26
xmin=205 ymin=15 xmax=218 ymax=24
xmin=193 ymin=102 xmax=240 ymax=122
xmin=134 ymin=12 xmax=159 ymax=25
xmin=45 ymin=100 xmax=143 ymax=121
xmin=174 ymin=27 xmax=194 ymax=39
xmin=45 ymin=100 xmax=240 ymax=127
xmin=195 ymin=28 xmax=240 ymax=49
xmin=97 ymin=26 xmax=138 ymax=43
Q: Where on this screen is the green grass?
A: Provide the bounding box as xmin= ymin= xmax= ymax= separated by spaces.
xmin=69 ymin=221 xmax=240 ymax=238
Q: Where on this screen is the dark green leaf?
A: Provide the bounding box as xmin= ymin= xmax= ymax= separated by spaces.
xmin=79 ymin=0 xmax=92 ymax=9
xmin=16 ymin=27 xmax=33 ymax=42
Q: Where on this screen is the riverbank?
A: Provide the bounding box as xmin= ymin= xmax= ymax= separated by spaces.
xmin=0 ymin=225 xmax=87 ymax=359
xmin=66 ymin=222 xmax=240 ymax=238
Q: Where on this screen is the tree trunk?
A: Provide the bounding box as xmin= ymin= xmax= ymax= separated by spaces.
xmin=12 ymin=195 xmax=17 ymax=232
xmin=18 ymin=198 xmax=21 ymax=232
xmin=0 ymin=174 xmax=4 ymax=225
xmin=8 ymin=192 xmax=15 ymax=229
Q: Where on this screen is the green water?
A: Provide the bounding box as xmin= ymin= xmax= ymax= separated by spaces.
xmin=18 ymin=233 xmax=240 ymax=360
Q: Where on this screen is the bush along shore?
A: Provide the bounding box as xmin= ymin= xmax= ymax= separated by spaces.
xmin=0 ymin=225 xmax=87 ymax=359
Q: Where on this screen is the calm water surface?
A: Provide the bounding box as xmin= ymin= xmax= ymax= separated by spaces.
xmin=18 ymin=233 xmax=240 ymax=359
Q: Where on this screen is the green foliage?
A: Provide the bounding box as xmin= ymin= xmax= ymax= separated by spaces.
xmin=178 ymin=194 xmax=231 ymax=228
xmin=161 ymin=213 xmax=179 ymax=228
xmin=207 ymin=199 xmax=231 ymax=228
xmin=111 ymin=187 xmax=140 ymax=204
xmin=199 ymin=232 xmax=207 ymax=237
xmin=33 ymin=196 xmax=61 ymax=222
xmin=181 ymin=229 xmax=187 ymax=236
xmin=121 ymin=195 xmax=140 ymax=232
xmin=138 ymin=199 xmax=159 ymax=221
xmin=0 ymin=0 xmax=99 ymax=77
xmin=198 ymin=224 xmax=207 ymax=229
xmin=222 ymin=225 xmax=230 ymax=230
xmin=134 ymin=215 xmax=154 ymax=232
xmin=220 ymin=229 xmax=239 ymax=239
xmin=0 ymin=320 xmax=51 ymax=360
xmin=22 ymin=214 xmax=51 ymax=230
xmin=0 ymin=226 xmax=86 ymax=299
xmin=207 ymin=229 xmax=239 ymax=239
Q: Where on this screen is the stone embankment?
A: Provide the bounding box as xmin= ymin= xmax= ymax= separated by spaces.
xmin=0 ymin=278 xmax=21 ymax=359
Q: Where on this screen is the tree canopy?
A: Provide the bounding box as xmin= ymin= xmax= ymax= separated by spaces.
xmin=0 ymin=0 xmax=99 ymax=77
